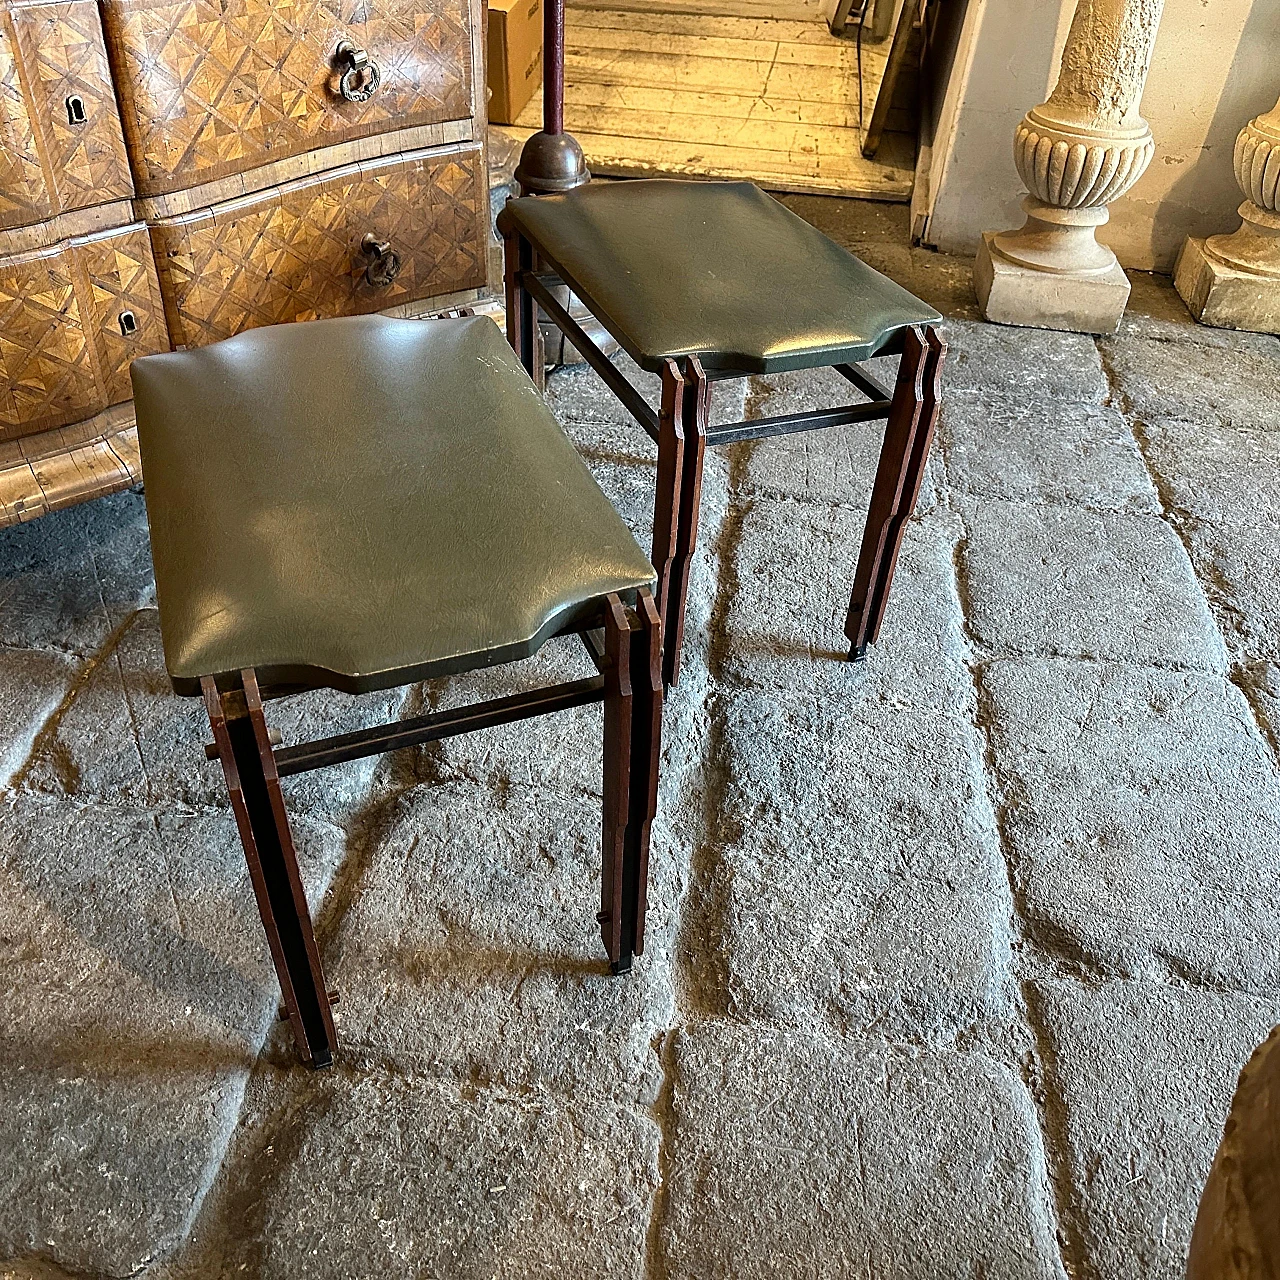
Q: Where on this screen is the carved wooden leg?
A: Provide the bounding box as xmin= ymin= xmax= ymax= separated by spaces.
xmin=203 ymin=670 xmax=337 ymax=1069
xmin=662 ymin=356 xmax=709 ymax=688
xmin=650 ymin=358 xmax=685 ymax=648
xmin=504 ymin=229 xmax=544 ymax=391
xmin=844 ymin=326 xmax=947 ymax=659
xmin=600 ymin=589 xmax=663 ymax=973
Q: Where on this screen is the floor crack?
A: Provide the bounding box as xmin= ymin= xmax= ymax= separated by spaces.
xmin=8 ymin=610 xmax=141 ymax=793
xmin=948 ymin=497 xmax=1087 ymax=1280
xmin=1095 ymin=338 xmax=1280 ymax=766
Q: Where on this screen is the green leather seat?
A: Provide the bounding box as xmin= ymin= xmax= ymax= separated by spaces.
xmin=498 ymin=179 xmax=941 ymax=374
xmin=131 ymin=314 xmax=656 ymax=696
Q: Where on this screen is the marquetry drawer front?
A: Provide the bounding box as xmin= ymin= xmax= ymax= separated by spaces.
xmin=0 ymin=0 xmax=134 ymax=231
xmin=0 ymin=12 xmax=49 ymax=228
xmin=150 ymin=143 xmax=486 ymax=348
xmin=0 ymin=223 xmax=167 ymax=437
xmin=102 ymin=0 xmax=475 ymax=197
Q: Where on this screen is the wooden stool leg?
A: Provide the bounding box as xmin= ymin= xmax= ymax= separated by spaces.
xmin=651 ymin=359 xmax=685 ymax=649
xmin=662 ymin=357 xmax=709 ymax=688
xmin=600 ymin=590 xmax=663 ymax=973
xmin=203 ymin=670 xmax=338 ymax=1069
xmin=503 ymin=229 xmax=544 ymax=392
xmin=844 ymin=326 xmax=946 ymax=660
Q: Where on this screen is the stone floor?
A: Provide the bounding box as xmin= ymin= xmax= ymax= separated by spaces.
xmin=2 ymin=200 xmax=1280 ymax=1280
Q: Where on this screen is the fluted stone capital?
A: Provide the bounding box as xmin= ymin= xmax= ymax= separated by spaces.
xmin=1233 ymin=101 xmax=1280 ymax=213
xmin=977 ymin=0 xmax=1165 ymax=332
xmin=1013 ymin=108 xmax=1155 ymax=212
xmin=1201 ymin=97 xmax=1280 ymax=279
xmin=1175 ymin=92 xmax=1280 ymax=332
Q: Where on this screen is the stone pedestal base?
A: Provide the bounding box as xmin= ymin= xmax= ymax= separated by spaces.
xmin=975 ymin=233 xmax=1131 ymax=335
xmin=1174 ymin=237 xmax=1280 ymax=335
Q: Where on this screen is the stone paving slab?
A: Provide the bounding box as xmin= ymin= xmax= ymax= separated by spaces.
xmin=325 ymin=779 xmax=677 ymax=1105
xmin=1175 ymin=518 xmax=1280 ymax=661
xmin=1027 ymin=979 xmax=1280 ymax=1280
xmin=960 ymin=498 xmax=1227 ymax=670
xmin=0 ymin=647 xmax=76 ymax=789
xmin=720 ymin=493 xmax=969 ymax=704
xmin=0 ymin=794 xmax=346 ymax=1278
xmin=0 ymin=794 xmax=346 ymax=1056
xmin=942 ymin=319 xmax=1107 ymax=407
xmin=161 ymin=1065 xmax=658 ymax=1280
xmin=0 ymin=490 xmax=153 ymax=658
xmin=842 ymin=242 xmax=983 ymax=322
xmin=1240 ymin=662 xmax=1280 ymax=753
xmin=713 ymin=686 xmax=1015 ymax=1042
xmin=1139 ymin=416 xmax=1280 ymax=529
xmin=660 ymin=1021 xmax=1065 ymax=1280
xmin=1117 ymin=277 xmax=1280 ymax=354
xmin=546 ymin=353 xmax=747 ymax=441
xmin=703 ymin=497 xmax=1013 ymax=1040
xmin=942 ymin=398 xmax=1159 ymax=514
xmin=741 ymin=365 xmax=943 ymax=513
xmin=0 ymin=1062 xmax=247 ymax=1279
xmin=983 ymin=658 xmax=1280 ymax=989
xmin=1101 ymin=335 xmax=1280 ymax=433
xmin=18 ymin=609 xmax=406 ymax=820
xmin=1134 ymin=417 xmax=1280 ymax=658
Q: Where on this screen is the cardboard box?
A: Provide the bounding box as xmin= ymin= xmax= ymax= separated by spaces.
xmin=487 ymin=0 xmax=543 ymax=125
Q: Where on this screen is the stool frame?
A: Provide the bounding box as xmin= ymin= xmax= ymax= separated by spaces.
xmin=505 ymin=228 xmax=947 ymax=687
xmin=202 ymin=589 xmax=662 ymax=1069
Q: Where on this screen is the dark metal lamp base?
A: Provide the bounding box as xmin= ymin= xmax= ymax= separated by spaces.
xmin=515 ymin=131 xmax=590 ymax=195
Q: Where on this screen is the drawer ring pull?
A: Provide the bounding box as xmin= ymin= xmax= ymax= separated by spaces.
xmin=335 ymin=40 xmax=381 ymax=103
xmin=360 ymin=233 xmax=401 ymax=288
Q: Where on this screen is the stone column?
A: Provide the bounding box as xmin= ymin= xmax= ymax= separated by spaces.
xmin=974 ymin=0 xmax=1165 ymax=334
xmin=1174 ymin=92 xmax=1280 ymax=335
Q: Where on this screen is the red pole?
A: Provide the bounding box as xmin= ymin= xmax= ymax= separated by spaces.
xmin=512 ymin=0 xmax=586 ymax=192
xmin=545 ymin=0 xmax=565 ymax=135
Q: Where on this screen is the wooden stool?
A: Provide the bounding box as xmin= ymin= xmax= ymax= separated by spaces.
xmin=498 ymin=5 xmax=946 ymax=687
xmin=500 ymin=183 xmax=945 ymax=688
xmin=131 ymin=314 xmax=663 ymax=1069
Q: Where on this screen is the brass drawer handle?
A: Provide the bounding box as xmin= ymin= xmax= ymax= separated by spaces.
xmin=335 ymin=40 xmax=381 ymax=103
xmin=359 ymin=233 xmax=401 ymax=288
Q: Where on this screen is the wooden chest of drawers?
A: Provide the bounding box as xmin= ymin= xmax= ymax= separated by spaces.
xmin=0 ymin=222 xmax=167 ymax=437
xmin=103 ymin=0 xmax=476 ymax=196
xmin=0 ymin=0 xmax=488 ymax=525
xmin=152 ymin=143 xmax=487 ymax=347
xmin=0 ymin=0 xmax=134 ymax=230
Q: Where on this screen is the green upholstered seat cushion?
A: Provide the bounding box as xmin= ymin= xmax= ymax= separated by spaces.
xmin=131 ymin=315 xmax=655 ymax=695
xmin=497 ymin=179 xmax=941 ymax=374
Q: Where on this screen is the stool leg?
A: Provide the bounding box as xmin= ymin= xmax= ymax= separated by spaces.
xmin=504 ymin=229 xmax=544 ymax=392
xmin=600 ymin=590 xmax=663 ymax=973
xmin=203 ymin=671 xmax=337 ymax=1069
xmin=651 ymin=359 xmax=685 ymax=652
xmin=662 ymin=357 xmax=710 ymax=688
xmin=844 ymin=326 xmax=946 ymax=660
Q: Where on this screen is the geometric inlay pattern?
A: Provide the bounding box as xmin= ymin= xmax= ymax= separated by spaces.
xmin=0 ymin=238 xmax=99 ymax=436
xmin=152 ymin=142 xmax=485 ymax=347
xmin=11 ymin=0 xmax=134 ymax=213
xmin=0 ymin=222 xmax=166 ymax=438
xmin=0 ymin=12 xmax=52 ymax=229
xmin=102 ymin=0 xmax=473 ymax=196
xmin=76 ymin=222 xmax=169 ymax=403
xmin=0 ymin=0 xmax=133 ymax=231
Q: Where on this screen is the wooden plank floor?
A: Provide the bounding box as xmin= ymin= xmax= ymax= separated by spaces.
xmin=494 ymin=7 xmax=914 ymax=199
xmin=571 ymin=0 xmax=829 ymax=20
